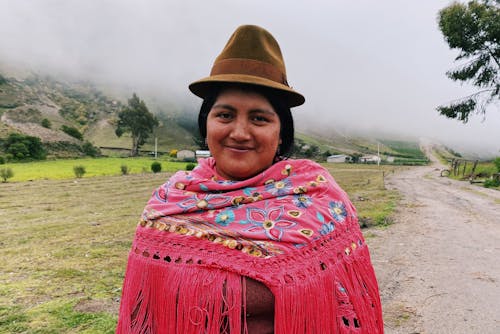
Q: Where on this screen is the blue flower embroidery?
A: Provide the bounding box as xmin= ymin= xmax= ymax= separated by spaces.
xmin=319 ymin=221 xmax=335 ymax=235
xmin=243 ymin=187 xmax=258 ymax=196
xmin=293 ymin=194 xmax=312 ymax=208
xmin=241 ymin=203 xmax=297 ymax=241
xmin=329 ymin=201 xmax=347 ymax=222
xmin=265 ymin=179 xmax=293 ymax=196
xmin=215 ymin=210 xmax=235 ymax=226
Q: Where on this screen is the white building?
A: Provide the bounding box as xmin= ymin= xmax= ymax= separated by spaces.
xmin=195 ymin=150 xmax=211 ymax=158
xmin=360 ymin=155 xmax=381 ymax=164
xmin=327 ymin=154 xmax=348 ymax=163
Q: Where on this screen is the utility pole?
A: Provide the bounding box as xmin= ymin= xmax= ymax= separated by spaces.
xmin=377 ymin=142 xmax=380 ymax=166
xmin=154 ymin=137 xmax=158 ymax=159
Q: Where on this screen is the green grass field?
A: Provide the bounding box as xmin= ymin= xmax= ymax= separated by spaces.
xmin=0 ymin=157 xmax=188 ymax=182
xmin=0 ymin=160 xmax=403 ymax=333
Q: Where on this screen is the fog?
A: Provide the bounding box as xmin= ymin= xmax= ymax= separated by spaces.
xmin=1 ymin=0 xmax=499 ymax=157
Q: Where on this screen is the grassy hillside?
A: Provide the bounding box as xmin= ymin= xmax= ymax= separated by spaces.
xmin=0 ymin=72 xmax=199 ymax=158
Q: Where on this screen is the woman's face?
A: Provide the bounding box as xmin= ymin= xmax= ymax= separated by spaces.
xmin=206 ymin=88 xmax=281 ymax=181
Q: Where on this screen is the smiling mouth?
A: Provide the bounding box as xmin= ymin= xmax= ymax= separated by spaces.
xmin=225 ymin=145 xmax=254 ymax=151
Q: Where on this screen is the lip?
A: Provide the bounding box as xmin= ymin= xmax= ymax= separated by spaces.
xmin=225 ymin=145 xmax=254 ymax=152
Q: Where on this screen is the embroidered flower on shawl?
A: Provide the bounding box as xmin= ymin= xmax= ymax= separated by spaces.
xmin=154 ymin=184 xmax=169 ymax=202
xmin=177 ymin=193 xmax=232 ymax=212
xmin=293 ymin=194 xmax=312 ymax=208
xmin=242 ymin=187 xmax=263 ymax=202
xmin=215 ymin=179 xmax=238 ymax=186
xmin=319 ymin=222 xmax=335 ymax=235
xmin=329 ymin=200 xmax=347 ymax=222
xmin=215 ymin=210 xmax=235 ymax=226
xmin=265 ymin=178 xmax=293 ymax=196
xmin=240 ymin=203 xmax=297 ymax=241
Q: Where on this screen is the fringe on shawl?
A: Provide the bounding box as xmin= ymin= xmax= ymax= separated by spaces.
xmin=116 ymin=244 xmax=382 ymax=334
xmin=116 ymin=253 xmax=245 ymax=334
xmin=272 ymin=245 xmax=383 ymax=334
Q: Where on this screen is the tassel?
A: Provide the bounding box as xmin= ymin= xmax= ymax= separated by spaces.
xmin=116 ymin=252 xmax=244 ymax=334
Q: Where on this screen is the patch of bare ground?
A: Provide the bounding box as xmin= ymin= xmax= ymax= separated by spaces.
xmin=368 ymin=153 xmax=500 ymax=333
xmin=74 ymin=298 xmax=120 ymax=314
xmin=1 ymin=110 xmax=80 ymax=143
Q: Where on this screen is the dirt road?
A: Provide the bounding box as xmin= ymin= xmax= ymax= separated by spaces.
xmin=369 ymin=157 xmax=500 ymax=333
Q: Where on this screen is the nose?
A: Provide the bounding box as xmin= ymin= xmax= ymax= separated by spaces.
xmin=229 ymin=118 xmax=251 ymax=141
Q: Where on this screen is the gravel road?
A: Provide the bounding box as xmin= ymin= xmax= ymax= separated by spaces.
xmin=368 ymin=157 xmax=500 ymax=333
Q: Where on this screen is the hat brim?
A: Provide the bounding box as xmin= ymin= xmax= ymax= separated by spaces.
xmin=189 ymin=74 xmax=305 ymax=108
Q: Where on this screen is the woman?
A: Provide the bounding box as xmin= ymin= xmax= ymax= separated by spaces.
xmin=117 ymin=25 xmax=383 ymax=334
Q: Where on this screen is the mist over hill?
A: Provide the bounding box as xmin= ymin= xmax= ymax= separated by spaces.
xmin=0 ymin=65 xmax=493 ymax=161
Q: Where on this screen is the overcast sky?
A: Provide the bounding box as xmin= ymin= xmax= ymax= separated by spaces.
xmin=1 ymin=0 xmax=499 ymax=157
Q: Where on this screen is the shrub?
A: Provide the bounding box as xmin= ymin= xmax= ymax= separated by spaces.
xmin=484 ymin=178 xmax=500 ymax=188
xmin=169 ymin=149 xmax=178 ymax=157
xmin=120 ymin=164 xmax=130 ymax=175
xmin=4 ymin=133 xmax=46 ymax=160
xmin=0 ymin=168 xmax=14 ymax=182
xmin=41 ymin=118 xmax=52 ymax=128
xmin=0 ymin=156 xmax=4 ymax=164
xmin=61 ymin=125 xmax=83 ymax=140
xmin=151 ymin=161 xmax=162 ymax=173
xmin=494 ymin=157 xmax=500 ymax=173
xmin=82 ymin=141 xmax=100 ymax=157
xmin=186 ymin=162 xmax=196 ymax=171
xmin=73 ymin=165 xmax=86 ymax=178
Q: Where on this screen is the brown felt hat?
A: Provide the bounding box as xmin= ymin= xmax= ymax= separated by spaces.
xmin=189 ymin=25 xmax=305 ymax=107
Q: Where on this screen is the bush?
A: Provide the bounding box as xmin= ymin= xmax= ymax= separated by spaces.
xmin=120 ymin=164 xmax=130 ymax=175
xmin=169 ymin=149 xmax=178 ymax=158
xmin=82 ymin=141 xmax=100 ymax=157
xmin=484 ymin=178 xmax=500 ymax=188
xmin=41 ymin=118 xmax=52 ymax=129
xmin=0 ymin=168 xmax=14 ymax=182
xmin=151 ymin=161 xmax=162 ymax=173
xmin=73 ymin=165 xmax=86 ymax=178
xmin=61 ymin=125 xmax=83 ymax=140
xmin=494 ymin=157 xmax=500 ymax=173
xmin=3 ymin=133 xmax=46 ymax=160
xmin=186 ymin=163 xmax=196 ymax=171
xmin=0 ymin=156 xmax=4 ymax=164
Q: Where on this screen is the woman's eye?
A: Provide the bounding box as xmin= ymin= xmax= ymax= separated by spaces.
xmin=252 ymin=115 xmax=269 ymax=123
xmin=216 ymin=112 xmax=233 ymax=120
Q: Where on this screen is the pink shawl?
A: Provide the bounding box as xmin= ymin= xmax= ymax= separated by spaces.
xmin=116 ymin=158 xmax=383 ymax=333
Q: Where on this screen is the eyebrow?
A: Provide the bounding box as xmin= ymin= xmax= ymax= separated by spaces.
xmin=212 ymin=103 xmax=277 ymax=116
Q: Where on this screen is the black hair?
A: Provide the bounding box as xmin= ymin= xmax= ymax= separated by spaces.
xmin=197 ymin=83 xmax=295 ymax=158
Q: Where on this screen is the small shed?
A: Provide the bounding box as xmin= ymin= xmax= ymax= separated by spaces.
xmin=360 ymin=155 xmax=381 ymax=164
xmin=327 ymin=154 xmax=348 ymax=163
xmin=196 ymin=150 xmax=211 ymax=158
xmin=177 ymin=150 xmax=195 ymax=160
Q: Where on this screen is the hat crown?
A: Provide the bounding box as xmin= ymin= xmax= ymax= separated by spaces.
xmin=189 ymin=24 xmax=305 ymax=107
xmin=214 ymin=25 xmax=286 ymax=76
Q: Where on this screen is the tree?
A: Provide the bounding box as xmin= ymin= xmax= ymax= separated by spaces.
xmin=437 ymin=0 xmax=500 ymax=122
xmin=115 ymin=93 xmax=158 ymax=156
xmin=3 ymin=133 xmax=46 ymax=160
